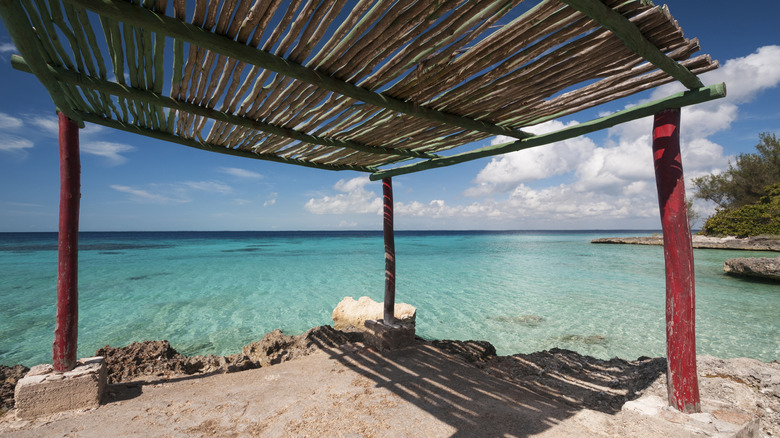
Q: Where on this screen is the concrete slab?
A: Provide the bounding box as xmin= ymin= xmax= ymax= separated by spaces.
xmin=14 ymin=357 xmax=106 ymax=419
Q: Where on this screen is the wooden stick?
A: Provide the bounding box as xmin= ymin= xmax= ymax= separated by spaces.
xmin=559 ymin=0 xmax=702 ymax=89
xmin=652 ymin=108 xmax=701 ymax=413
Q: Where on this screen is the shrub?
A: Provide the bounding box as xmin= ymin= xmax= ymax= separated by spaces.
xmin=700 ymin=182 xmax=780 ymax=237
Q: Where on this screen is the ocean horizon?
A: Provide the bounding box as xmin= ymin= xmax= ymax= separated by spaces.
xmin=2 ymin=230 xmax=778 ymax=367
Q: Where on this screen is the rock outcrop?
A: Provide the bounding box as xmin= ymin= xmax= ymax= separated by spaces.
xmin=332 ymin=296 xmax=417 ymax=330
xmin=592 ymin=235 xmax=780 ymax=251
xmin=242 ymin=326 xmax=361 ymax=367
xmin=1 ymin=364 xmax=29 ymax=412
xmin=723 ymin=256 xmax=780 ymax=281
xmin=95 ymin=326 xmax=362 ymax=384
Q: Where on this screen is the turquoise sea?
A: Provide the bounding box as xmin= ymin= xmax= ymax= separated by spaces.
xmin=1 ymin=230 xmax=778 ymax=367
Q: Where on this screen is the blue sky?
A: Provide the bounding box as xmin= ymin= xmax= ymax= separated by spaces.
xmin=0 ymin=1 xmax=778 ymax=232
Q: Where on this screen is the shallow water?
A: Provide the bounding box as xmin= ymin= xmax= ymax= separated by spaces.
xmin=1 ymin=231 xmax=777 ymax=366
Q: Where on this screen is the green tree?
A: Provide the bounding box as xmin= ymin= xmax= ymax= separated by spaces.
xmin=700 ymin=182 xmax=780 ymax=237
xmin=692 ymin=132 xmax=780 ymax=209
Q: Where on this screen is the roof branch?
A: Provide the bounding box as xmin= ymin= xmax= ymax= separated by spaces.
xmin=60 ymin=0 xmax=534 ymax=140
xmin=370 ymin=82 xmax=726 ymax=180
xmin=0 ymin=0 xmax=83 ymax=125
xmin=559 ymin=0 xmax=704 ymax=89
xmin=10 ymin=55 xmax=438 ymax=161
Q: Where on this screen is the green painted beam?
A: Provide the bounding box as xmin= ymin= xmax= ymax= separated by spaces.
xmin=370 ymin=82 xmax=726 ymax=180
xmin=559 ymin=0 xmax=703 ymax=90
xmin=0 ymin=0 xmax=83 ymax=125
xmin=60 ymin=0 xmax=533 ymax=140
xmin=10 ymin=55 xmax=439 ymax=160
xmin=75 ymin=111 xmax=376 ymax=173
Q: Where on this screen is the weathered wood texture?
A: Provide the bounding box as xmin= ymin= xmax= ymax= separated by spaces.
xmin=383 ymin=178 xmax=396 ymax=325
xmin=1 ymin=0 xmax=721 ymax=172
xmin=53 ymin=113 xmax=80 ymax=373
xmin=652 ymin=108 xmax=701 ymax=413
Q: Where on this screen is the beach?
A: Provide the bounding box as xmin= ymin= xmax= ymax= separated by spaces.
xmin=1 ymin=327 xmax=778 ymax=437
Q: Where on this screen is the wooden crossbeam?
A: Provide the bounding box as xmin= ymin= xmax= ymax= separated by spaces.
xmin=60 ymin=0 xmax=534 ymax=140
xmin=559 ymin=0 xmax=704 ymax=90
xmin=10 ymin=56 xmax=437 ymax=161
xmin=75 ymin=111 xmax=376 ymax=173
xmin=370 ymin=82 xmax=726 ymax=180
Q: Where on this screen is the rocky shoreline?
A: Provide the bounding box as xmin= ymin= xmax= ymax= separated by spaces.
xmin=724 ymin=256 xmax=780 ymax=281
xmin=593 ymin=234 xmax=780 ymax=281
xmin=3 ymin=326 xmax=779 ymax=436
xmin=591 ymin=234 xmax=780 ymax=251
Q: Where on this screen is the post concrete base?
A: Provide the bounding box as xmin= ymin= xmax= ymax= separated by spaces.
xmin=14 ymin=356 xmax=107 ymax=419
xmin=363 ymin=319 xmax=415 ymax=352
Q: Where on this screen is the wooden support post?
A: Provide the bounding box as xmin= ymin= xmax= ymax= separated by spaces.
xmin=382 ymin=178 xmax=396 ymax=326
xmin=53 ymin=112 xmax=80 ymax=373
xmin=652 ymin=108 xmax=701 ymax=413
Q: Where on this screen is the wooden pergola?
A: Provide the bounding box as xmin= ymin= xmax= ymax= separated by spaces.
xmin=0 ymin=0 xmax=724 ymax=413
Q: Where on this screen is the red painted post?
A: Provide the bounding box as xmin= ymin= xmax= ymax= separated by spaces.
xmin=652 ymin=108 xmax=700 ymax=413
xmin=53 ymin=112 xmax=80 ymax=372
xmin=382 ymin=178 xmax=396 ymax=325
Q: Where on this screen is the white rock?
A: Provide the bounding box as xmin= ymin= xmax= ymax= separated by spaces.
xmin=332 ymin=296 xmax=416 ymax=331
xmin=622 ymin=395 xmax=666 ymax=416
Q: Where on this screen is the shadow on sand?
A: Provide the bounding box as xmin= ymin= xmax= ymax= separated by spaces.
xmin=311 ymin=332 xmax=664 ymax=436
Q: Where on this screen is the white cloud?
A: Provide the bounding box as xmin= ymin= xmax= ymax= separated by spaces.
xmin=701 ymin=45 xmax=780 ymax=104
xmin=0 ymin=136 xmax=33 ymax=152
xmin=81 ymin=141 xmax=134 ymax=165
xmin=82 ymin=124 xmax=105 ymax=136
xmin=27 ymin=117 xmax=58 ymax=136
xmin=0 ymin=113 xmax=23 ymax=129
xmin=264 ymin=192 xmax=277 ymax=207
xmin=503 ymin=184 xmax=657 ymax=220
xmin=304 ymin=176 xmax=382 ymax=214
xmin=182 ymin=180 xmax=232 ymax=194
xmin=395 ymin=199 xmax=502 ymax=219
xmin=464 ymin=120 xmax=598 ymax=196
xmin=112 ymin=180 xmax=236 ymax=205
xmin=0 ymin=42 xmax=15 ymax=53
xmin=219 ymin=167 xmax=263 ymax=179
xmin=110 ymin=185 xmax=189 ymax=204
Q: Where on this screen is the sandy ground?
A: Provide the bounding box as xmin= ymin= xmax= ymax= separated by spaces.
xmin=1 ymin=340 xmax=777 ymax=437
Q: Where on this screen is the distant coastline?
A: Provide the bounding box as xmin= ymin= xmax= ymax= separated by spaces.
xmin=592 ymin=235 xmax=780 ymax=252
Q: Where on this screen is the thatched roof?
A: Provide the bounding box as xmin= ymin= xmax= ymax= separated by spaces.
xmin=0 ymin=0 xmax=723 ymax=178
